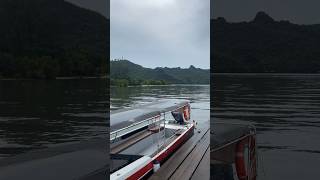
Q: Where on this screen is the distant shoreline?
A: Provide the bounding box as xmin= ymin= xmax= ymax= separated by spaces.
xmin=0 ymin=76 xmax=107 ymax=81
xmin=56 ymin=76 xmax=107 ymax=80
xmin=110 ymin=84 xmax=209 ymax=87
xmin=211 ymin=73 xmax=320 ymax=76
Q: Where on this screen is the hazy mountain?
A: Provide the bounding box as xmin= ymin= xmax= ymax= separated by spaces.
xmin=212 ymin=11 xmax=320 ymax=73
xmin=110 ymin=60 xmax=209 ymax=84
xmin=0 ymin=0 xmax=108 ymax=78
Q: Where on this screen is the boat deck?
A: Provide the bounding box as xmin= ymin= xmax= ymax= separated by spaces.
xmin=111 ymin=130 xmax=153 ymax=154
xmin=112 ymin=125 xmax=183 ymax=157
xmin=149 ymin=119 xmax=210 ymax=180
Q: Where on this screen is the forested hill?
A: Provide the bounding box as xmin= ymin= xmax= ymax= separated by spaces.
xmin=110 ymin=60 xmax=209 ymax=85
xmin=212 ymin=11 xmax=320 ymax=73
xmin=0 ymin=0 xmax=108 ymax=79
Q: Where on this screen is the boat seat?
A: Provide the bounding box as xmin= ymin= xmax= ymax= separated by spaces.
xmin=171 ymin=111 xmax=184 ymax=124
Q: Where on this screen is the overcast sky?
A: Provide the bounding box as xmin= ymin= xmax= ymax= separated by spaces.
xmin=212 ymin=0 xmax=320 ymax=24
xmin=111 ymin=0 xmax=210 ymax=69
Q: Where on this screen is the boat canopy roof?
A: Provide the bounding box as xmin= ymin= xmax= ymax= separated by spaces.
xmin=110 ymin=99 xmax=189 ymax=132
xmin=210 ymin=123 xmax=255 ymax=150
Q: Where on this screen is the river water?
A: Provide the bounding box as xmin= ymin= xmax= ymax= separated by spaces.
xmin=3 ymin=75 xmax=318 ymax=179
xmin=110 ymin=85 xmax=210 ymax=131
xmin=212 ymin=74 xmax=320 ymax=180
xmin=111 ymin=85 xmax=209 ymax=111
xmin=0 ymin=82 xmax=209 ymax=160
xmin=0 ymin=79 xmax=108 ymax=158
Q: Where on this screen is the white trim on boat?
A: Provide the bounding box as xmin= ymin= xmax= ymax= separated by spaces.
xmin=110 ymin=156 xmax=152 ymax=180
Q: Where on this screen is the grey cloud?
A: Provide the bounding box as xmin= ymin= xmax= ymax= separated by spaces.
xmin=111 ymin=0 xmax=210 ymax=68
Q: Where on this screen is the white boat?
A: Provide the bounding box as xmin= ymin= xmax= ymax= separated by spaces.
xmin=110 ymin=99 xmax=195 ymax=180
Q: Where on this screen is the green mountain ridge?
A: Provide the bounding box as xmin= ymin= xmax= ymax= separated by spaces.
xmin=212 ymin=11 xmax=320 ymax=73
xmin=0 ymin=0 xmax=108 ymax=79
xmin=110 ymin=60 xmax=209 ymax=85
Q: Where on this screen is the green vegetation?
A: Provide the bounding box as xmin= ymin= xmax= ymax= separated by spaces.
xmin=111 ymin=78 xmax=168 ymax=87
xmin=111 ymin=79 xmax=129 ymax=87
xmin=0 ymin=49 xmax=107 ymax=79
xmin=110 ymin=60 xmax=209 ymax=86
xmin=212 ymin=12 xmax=320 ymax=73
xmin=0 ymin=0 xmax=108 ymax=79
xmin=142 ymin=80 xmax=168 ymax=85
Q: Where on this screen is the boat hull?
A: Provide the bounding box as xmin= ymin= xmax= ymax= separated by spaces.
xmin=125 ymin=124 xmax=194 ymax=180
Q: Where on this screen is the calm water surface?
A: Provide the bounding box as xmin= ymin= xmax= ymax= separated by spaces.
xmin=110 ymin=84 xmax=210 ymax=129
xmin=212 ymin=74 xmax=320 ymax=180
xmin=0 ymin=79 xmax=107 ymax=158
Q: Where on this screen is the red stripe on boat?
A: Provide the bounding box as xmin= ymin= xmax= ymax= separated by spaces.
xmin=127 ymin=124 xmax=194 ymax=180
xmin=155 ymin=125 xmax=194 ymax=163
xmin=126 ymin=162 xmax=153 ymax=180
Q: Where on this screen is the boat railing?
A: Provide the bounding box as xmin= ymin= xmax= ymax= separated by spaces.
xmin=110 ymin=103 xmax=191 ymax=142
xmin=110 ymin=115 xmax=164 ymax=141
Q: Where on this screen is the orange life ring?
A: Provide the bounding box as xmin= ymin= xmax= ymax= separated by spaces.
xmin=183 ymin=105 xmax=190 ymax=121
xmin=249 ymin=137 xmax=257 ymax=180
xmin=235 ymin=139 xmax=247 ymax=180
xmin=235 ymin=136 xmax=257 ymax=180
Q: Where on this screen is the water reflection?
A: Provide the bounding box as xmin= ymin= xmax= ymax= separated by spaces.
xmin=0 ymin=79 xmax=108 ymax=158
xmin=212 ymin=74 xmax=320 ymax=180
xmin=110 ymin=85 xmax=210 ymax=141
xmin=111 ymin=85 xmax=210 ymax=111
